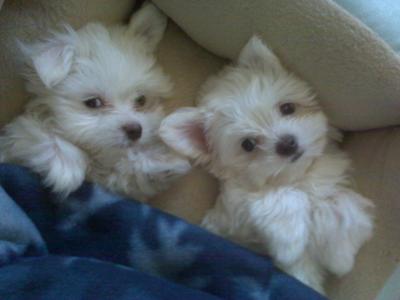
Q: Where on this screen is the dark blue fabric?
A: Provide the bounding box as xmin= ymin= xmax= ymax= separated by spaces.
xmin=0 ymin=163 xmax=326 ymax=300
xmin=0 ymin=256 xmax=219 ymax=300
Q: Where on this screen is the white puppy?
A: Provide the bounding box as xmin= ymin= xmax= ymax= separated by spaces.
xmin=0 ymin=3 xmax=190 ymax=201
xmin=160 ymin=36 xmax=373 ymax=293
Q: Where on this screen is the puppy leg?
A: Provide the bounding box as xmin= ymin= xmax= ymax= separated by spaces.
xmin=314 ymin=189 xmax=373 ymax=276
xmin=249 ymin=188 xmax=311 ymax=267
xmin=201 ymin=198 xmax=232 ymax=236
xmin=148 ymin=159 xmax=190 ymax=186
xmin=109 ymin=150 xmax=190 ymax=200
xmin=286 ymin=254 xmax=325 ymax=294
xmin=0 ymin=116 xmax=88 ymax=196
xmin=144 ymin=150 xmax=191 ymax=193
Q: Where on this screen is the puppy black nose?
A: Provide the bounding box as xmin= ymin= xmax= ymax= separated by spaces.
xmin=276 ymin=134 xmax=298 ymax=157
xmin=122 ymin=123 xmax=142 ymax=141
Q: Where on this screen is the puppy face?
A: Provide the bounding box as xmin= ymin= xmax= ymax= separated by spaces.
xmin=161 ymin=37 xmax=328 ymax=189
xmin=23 ymin=3 xmax=171 ymax=150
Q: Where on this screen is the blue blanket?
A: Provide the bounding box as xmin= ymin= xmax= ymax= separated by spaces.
xmin=0 ymin=163 xmax=325 ymax=300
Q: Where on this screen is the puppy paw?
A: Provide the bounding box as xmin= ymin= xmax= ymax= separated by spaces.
xmin=147 ymin=158 xmax=191 ymax=191
xmin=44 ymin=163 xmax=86 ymax=197
xmin=155 ymin=159 xmax=191 ymax=179
xmin=169 ymin=158 xmax=192 ymax=176
xmin=250 ymin=188 xmax=310 ymax=266
xmin=39 ymin=138 xmax=88 ymax=197
xmin=328 ymin=255 xmax=354 ymax=277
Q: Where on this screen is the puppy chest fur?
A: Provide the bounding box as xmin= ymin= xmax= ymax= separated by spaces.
xmin=202 ymin=149 xmax=373 ymax=292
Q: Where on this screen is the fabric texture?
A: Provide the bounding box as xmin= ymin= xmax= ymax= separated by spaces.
xmin=334 ymin=0 xmax=400 ymax=53
xmin=0 ymin=257 xmax=219 ymax=300
xmin=0 ymin=163 xmax=325 ymax=300
xmin=153 ymin=0 xmax=400 ymax=130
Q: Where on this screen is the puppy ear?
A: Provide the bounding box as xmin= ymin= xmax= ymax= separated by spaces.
xmin=32 ymin=43 xmax=74 ymax=88
xmin=128 ymin=2 xmax=167 ymax=52
xmin=238 ymin=35 xmax=283 ymax=72
xmin=160 ymin=107 xmax=210 ymax=162
xmin=20 ymin=28 xmax=75 ymax=88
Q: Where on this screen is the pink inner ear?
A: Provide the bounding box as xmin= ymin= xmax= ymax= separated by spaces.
xmin=183 ymin=121 xmax=209 ymax=153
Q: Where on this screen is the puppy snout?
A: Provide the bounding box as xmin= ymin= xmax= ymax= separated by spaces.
xmin=122 ymin=123 xmax=142 ymax=141
xmin=276 ymin=134 xmax=298 ymax=157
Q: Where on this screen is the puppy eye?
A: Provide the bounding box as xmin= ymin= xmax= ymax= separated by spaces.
xmin=84 ymin=97 xmax=104 ymax=109
xmin=135 ymin=95 xmax=147 ymax=107
xmin=280 ymin=103 xmax=296 ymax=115
xmin=241 ymin=138 xmax=257 ymax=152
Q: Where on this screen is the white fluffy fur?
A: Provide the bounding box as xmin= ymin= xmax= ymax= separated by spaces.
xmin=0 ymin=3 xmax=190 ymax=200
xmin=160 ymin=36 xmax=373 ymax=293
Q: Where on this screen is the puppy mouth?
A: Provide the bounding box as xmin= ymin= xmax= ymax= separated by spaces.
xmin=116 ymin=139 xmax=139 ymax=149
xmin=291 ymin=150 xmax=304 ymax=162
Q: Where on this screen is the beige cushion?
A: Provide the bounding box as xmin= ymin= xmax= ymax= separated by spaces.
xmin=150 ymin=21 xmax=400 ymax=300
xmin=0 ymin=0 xmax=136 ymax=127
xmin=154 ymin=0 xmax=400 ymax=131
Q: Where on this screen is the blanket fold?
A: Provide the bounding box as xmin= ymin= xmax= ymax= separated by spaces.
xmin=0 ymin=164 xmax=325 ymax=300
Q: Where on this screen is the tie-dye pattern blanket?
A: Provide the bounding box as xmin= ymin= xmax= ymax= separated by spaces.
xmin=0 ymin=164 xmax=325 ymax=300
